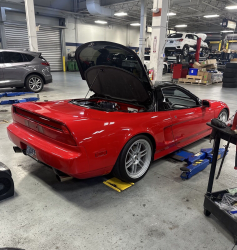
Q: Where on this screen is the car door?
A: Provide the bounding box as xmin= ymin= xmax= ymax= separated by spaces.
xmin=161 ymin=86 xmax=206 ymax=149
xmin=3 ymin=52 xmax=27 ymax=87
xmin=0 ymin=52 xmax=5 ymax=87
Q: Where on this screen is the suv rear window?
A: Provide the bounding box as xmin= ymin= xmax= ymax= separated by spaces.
xmin=24 ymin=54 xmax=35 ymax=62
xmin=168 ymin=33 xmax=183 ymax=38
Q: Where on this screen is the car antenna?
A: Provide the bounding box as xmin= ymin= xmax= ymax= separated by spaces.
xmin=84 ymin=68 xmax=103 ymax=99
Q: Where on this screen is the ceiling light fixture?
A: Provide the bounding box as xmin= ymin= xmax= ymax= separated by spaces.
xmin=167 ymin=12 xmax=176 ymax=16
xmin=204 ymin=14 xmax=220 ymax=18
xmin=221 ymin=30 xmax=234 ymax=33
xmin=130 ymin=23 xmax=140 ymax=26
xmin=95 ymin=20 xmax=107 ymax=24
xmin=175 ymin=24 xmax=187 ymax=27
xmin=114 ymin=11 xmax=128 ymax=16
xmin=226 ymin=5 xmax=237 ymax=10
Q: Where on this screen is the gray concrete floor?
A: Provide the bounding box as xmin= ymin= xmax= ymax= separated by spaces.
xmin=0 ymin=72 xmax=237 ymax=250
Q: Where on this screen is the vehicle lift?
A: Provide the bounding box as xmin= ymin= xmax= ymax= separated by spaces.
xmin=179 ymin=147 xmax=227 ymax=180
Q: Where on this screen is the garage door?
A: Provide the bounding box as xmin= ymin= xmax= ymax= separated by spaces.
xmin=4 ymin=23 xmax=62 ymax=71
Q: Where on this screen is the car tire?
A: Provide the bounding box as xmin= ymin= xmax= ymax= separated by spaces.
xmin=223 ymin=72 xmax=237 ymax=78
xmin=224 ymin=68 xmax=236 ymax=73
xmin=113 ymin=135 xmax=153 ymax=182
xmin=223 ymin=78 xmax=237 ymax=83
xmin=226 ymin=63 xmax=237 ymax=69
xmin=163 ymin=65 xmax=167 ymax=74
xmin=204 ymin=209 xmax=211 ymax=217
xmin=218 ymin=109 xmax=228 ymax=122
xmin=203 ymin=48 xmax=209 ymax=58
xmin=223 ymin=82 xmax=237 ymax=88
xmin=182 ymin=45 xmax=189 ymax=57
xmin=25 ymin=75 xmax=44 ymax=93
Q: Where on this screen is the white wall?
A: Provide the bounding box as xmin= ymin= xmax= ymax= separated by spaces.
xmin=65 ymin=16 xmax=149 ymax=54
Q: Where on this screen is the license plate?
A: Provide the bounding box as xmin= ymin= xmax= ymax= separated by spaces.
xmin=26 ymin=146 xmax=37 ymax=160
xmin=170 ymin=41 xmax=174 ymax=43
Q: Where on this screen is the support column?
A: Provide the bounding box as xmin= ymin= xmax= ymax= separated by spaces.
xmin=25 ymin=0 xmax=38 ymax=51
xmin=149 ymin=0 xmax=168 ymax=86
xmin=139 ymin=0 xmax=147 ymax=64
xmin=0 ymin=7 xmax=7 ymax=49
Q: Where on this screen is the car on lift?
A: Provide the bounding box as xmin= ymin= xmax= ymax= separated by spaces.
xmin=165 ymin=32 xmax=209 ymax=57
xmin=0 ymin=50 xmax=52 ymax=93
xmin=7 ymin=41 xmax=229 ymax=183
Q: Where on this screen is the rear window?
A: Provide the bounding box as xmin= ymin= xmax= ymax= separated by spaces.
xmin=39 ymin=55 xmax=47 ymax=62
xmin=23 ymin=54 xmax=35 ymax=62
xmin=168 ymin=33 xmax=183 ymax=38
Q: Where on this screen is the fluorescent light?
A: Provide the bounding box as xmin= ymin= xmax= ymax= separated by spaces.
xmin=226 ymin=5 xmax=237 ymax=9
xmin=130 ymin=23 xmax=140 ymax=26
xmin=95 ymin=20 xmax=107 ymax=24
xmin=221 ymin=30 xmax=234 ymax=33
xmin=167 ymin=12 xmax=176 ymax=16
xmin=175 ymin=24 xmax=187 ymax=27
xmin=204 ymin=14 xmax=219 ymax=18
xmin=114 ymin=11 xmax=127 ymax=16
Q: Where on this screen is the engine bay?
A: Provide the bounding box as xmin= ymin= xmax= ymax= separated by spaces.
xmin=71 ymin=98 xmax=146 ymax=113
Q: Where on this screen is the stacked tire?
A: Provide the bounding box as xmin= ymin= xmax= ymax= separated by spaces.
xmin=223 ymin=63 xmax=237 ymax=88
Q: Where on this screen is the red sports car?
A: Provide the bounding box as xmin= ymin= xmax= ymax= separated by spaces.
xmin=7 ymin=41 xmax=229 ymax=182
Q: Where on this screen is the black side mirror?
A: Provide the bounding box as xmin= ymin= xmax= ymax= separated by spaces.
xmin=202 ymin=100 xmax=210 ymax=107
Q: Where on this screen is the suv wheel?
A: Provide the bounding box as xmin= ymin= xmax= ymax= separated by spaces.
xmin=25 ymin=75 xmax=44 ymax=93
xmin=182 ymin=45 xmax=189 ymax=57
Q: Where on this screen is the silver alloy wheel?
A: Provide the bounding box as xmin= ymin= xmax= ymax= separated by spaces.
xmin=218 ymin=111 xmax=228 ymax=123
xmin=29 ymin=77 xmax=42 ymax=91
xmin=125 ymin=139 xmax=152 ymax=179
xmin=183 ymin=47 xmax=189 ymax=57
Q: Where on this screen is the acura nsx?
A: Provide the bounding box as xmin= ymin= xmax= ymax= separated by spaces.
xmin=7 ymin=41 xmax=229 ymax=182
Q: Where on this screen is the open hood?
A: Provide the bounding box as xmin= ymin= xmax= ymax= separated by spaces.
xmin=75 ymin=41 xmax=153 ymax=106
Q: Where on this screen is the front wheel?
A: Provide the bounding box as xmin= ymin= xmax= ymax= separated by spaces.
xmin=113 ymin=135 xmax=153 ymax=182
xmin=25 ymin=75 xmax=44 ymax=93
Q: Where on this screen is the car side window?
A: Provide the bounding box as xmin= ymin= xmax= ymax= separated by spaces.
xmin=0 ymin=52 xmax=3 ymax=64
xmin=23 ymin=54 xmax=35 ymax=62
xmin=3 ymin=52 xmax=24 ymax=63
xmin=193 ymin=35 xmax=198 ymax=41
xmin=162 ymin=87 xmax=198 ymax=109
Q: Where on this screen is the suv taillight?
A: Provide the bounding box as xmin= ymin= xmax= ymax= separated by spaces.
xmin=41 ymin=62 xmax=50 ymax=66
xmin=177 ymin=39 xmax=184 ymax=42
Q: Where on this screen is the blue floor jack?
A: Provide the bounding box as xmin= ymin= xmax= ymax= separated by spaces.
xmin=180 ymin=148 xmax=227 ymax=180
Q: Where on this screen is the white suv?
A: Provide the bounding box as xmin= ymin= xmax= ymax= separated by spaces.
xmin=165 ymin=33 xmax=209 ymax=57
xmin=144 ymin=55 xmax=168 ymax=74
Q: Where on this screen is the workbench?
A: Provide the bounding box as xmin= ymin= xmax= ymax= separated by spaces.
xmin=204 ymin=123 xmax=237 ymax=242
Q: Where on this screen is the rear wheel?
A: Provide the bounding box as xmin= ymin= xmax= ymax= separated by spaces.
xmin=113 ymin=135 xmax=153 ymax=182
xmin=204 ymin=208 xmax=211 ymax=217
xmin=25 ymin=75 xmax=44 ymax=93
xmin=182 ymin=45 xmax=189 ymax=57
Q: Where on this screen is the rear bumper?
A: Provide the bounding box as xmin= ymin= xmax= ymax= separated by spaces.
xmin=45 ymin=75 xmax=52 ymax=84
xmin=7 ymin=122 xmax=99 ymax=179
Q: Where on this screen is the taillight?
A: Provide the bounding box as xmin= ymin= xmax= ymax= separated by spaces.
xmin=177 ymin=39 xmax=184 ymax=42
xmin=41 ymin=62 xmax=50 ymax=66
xmin=13 ymin=107 xmax=77 ymax=146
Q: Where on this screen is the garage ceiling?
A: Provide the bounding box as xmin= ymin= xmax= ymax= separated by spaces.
xmin=1 ymin=0 xmax=237 ymax=33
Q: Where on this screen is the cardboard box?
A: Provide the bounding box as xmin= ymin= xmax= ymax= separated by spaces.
xmin=198 ymin=71 xmax=204 ymax=79
xmin=203 ymin=72 xmax=212 ymax=83
xmin=193 ymin=62 xmax=201 ymax=68
xmin=206 ymin=59 xmax=217 ymax=65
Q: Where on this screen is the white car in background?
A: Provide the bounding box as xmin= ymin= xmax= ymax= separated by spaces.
xmin=144 ymin=55 xmax=168 ymax=74
xmin=165 ymin=33 xmax=209 ymax=57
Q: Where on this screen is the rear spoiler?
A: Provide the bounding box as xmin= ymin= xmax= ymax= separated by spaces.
xmin=23 ymin=49 xmax=41 ymax=57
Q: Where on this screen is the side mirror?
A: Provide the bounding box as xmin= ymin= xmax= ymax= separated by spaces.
xmin=202 ymin=100 xmax=210 ymax=107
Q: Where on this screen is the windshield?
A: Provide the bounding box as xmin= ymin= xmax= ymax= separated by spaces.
xmin=77 ymin=42 xmax=148 ymax=82
xmin=168 ymin=33 xmax=183 ymax=39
